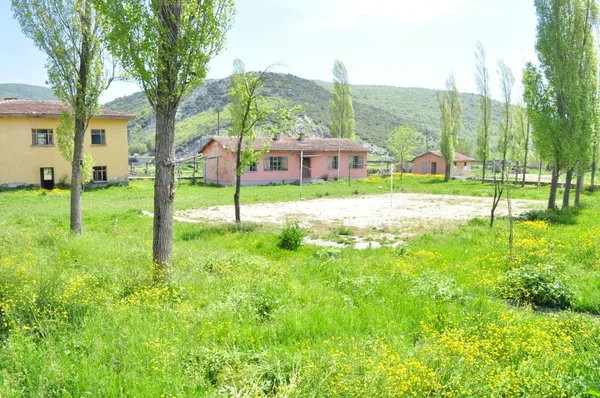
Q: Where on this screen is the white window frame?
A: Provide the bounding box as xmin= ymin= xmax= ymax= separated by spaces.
xmin=327 ymin=156 xmax=338 ymax=170
xmin=264 ymin=156 xmax=288 ymax=171
xmin=349 ymin=156 xmax=364 ymax=169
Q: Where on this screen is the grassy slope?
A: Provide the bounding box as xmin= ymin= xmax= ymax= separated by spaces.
xmin=104 ymin=74 xmax=501 ymax=155
xmin=1 ymin=177 xmax=600 ymax=396
xmin=0 ymin=83 xmax=56 ymax=101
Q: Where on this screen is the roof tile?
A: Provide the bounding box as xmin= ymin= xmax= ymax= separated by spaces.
xmin=0 ymin=100 xmax=134 ymax=119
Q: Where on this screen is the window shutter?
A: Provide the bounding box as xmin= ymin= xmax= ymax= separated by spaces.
xmin=282 ymin=157 xmax=288 ymax=170
xmin=264 ymin=158 xmax=270 ymax=171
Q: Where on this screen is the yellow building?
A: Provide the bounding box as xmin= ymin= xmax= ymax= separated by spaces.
xmin=0 ymin=99 xmax=133 ymax=188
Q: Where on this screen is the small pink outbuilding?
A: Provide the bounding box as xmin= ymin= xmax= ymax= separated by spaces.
xmin=412 ymin=151 xmax=475 ymax=177
xmin=200 ymin=135 xmax=369 ymax=186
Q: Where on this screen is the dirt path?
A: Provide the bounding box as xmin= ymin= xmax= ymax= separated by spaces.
xmin=178 ymin=193 xmax=544 ymax=232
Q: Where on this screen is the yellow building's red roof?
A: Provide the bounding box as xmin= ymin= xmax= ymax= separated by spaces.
xmin=0 ymin=100 xmax=133 ymax=119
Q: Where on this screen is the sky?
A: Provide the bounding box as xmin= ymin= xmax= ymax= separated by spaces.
xmin=0 ymin=0 xmax=537 ymax=104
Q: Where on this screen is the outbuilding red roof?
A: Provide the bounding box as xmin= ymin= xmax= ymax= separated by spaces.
xmin=416 ymin=151 xmax=475 ymax=162
xmin=0 ymin=100 xmax=134 ymax=119
xmin=203 ymin=136 xmax=369 ymax=153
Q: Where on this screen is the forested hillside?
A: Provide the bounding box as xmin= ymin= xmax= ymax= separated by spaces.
xmin=0 ymin=83 xmax=55 ymax=101
xmin=102 ymin=73 xmax=503 ymax=157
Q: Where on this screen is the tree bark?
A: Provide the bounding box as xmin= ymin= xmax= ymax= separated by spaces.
xmin=70 ymin=119 xmax=86 ymax=234
xmin=152 ymin=107 xmax=176 ymax=276
xmin=575 ymin=172 xmax=583 ymax=206
xmin=70 ymin=5 xmax=91 ymax=235
xmin=445 ymin=163 xmax=451 ymax=182
xmin=482 ymin=156 xmax=487 ymax=183
xmin=522 ymin=123 xmax=530 ymax=187
xmin=591 ymin=160 xmax=596 ymax=191
xmin=234 ymin=143 xmax=242 ymax=223
xmin=562 ymin=168 xmax=573 ymax=208
xmin=548 ymin=165 xmax=559 ymax=210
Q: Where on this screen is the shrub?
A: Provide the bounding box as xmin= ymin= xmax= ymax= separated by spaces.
xmin=277 ymin=221 xmax=305 ymax=250
xmin=498 ymin=264 xmax=573 ymax=309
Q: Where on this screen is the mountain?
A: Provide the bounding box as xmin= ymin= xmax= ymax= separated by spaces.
xmin=0 ymin=84 xmax=55 ymax=101
xmin=103 ymin=73 xmax=503 ymax=157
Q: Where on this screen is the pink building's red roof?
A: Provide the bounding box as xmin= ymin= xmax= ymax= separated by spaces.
xmin=203 ymin=136 xmax=369 ymax=153
xmin=0 ymin=100 xmax=134 ymax=119
xmin=416 ymin=151 xmax=475 ymax=162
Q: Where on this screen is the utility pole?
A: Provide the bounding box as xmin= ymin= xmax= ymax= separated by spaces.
xmin=425 ymin=129 xmax=430 ymax=152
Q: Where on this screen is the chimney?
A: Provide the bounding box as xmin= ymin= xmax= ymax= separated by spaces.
xmin=273 ymin=133 xmax=281 ymax=141
xmin=297 ymin=132 xmax=305 ymax=142
xmin=3 ymin=97 xmax=17 ymax=101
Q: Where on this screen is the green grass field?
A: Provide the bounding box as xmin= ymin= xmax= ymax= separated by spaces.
xmin=1 ymin=175 xmax=599 ymax=396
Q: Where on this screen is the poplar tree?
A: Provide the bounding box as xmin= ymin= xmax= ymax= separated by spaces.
xmin=95 ymin=0 xmax=235 ymax=277
xmin=12 ymin=0 xmax=112 ymax=235
xmin=497 ymin=59 xmax=515 ymax=184
xmin=523 ymin=0 xmax=598 ymax=209
xmin=330 ymin=60 xmax=355 ymax=139
xmin=474 ymin=41 xmax=492 ymax=183
xmin=439 ymin=73 xmax=463 ymax=182
xmin=514 ymin=102 xmax=532 ymax=187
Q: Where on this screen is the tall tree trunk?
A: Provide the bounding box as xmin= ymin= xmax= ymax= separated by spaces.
xmin=445 ymin=163 xmax=451 ymax=182
xmin=482 ymin=155 xmax=487 ymax=183
xmin=562 ymin=168 xmax=573 ymax=208
xmin=153 ymin=107 xmax=176 ymax=276
xmin=500 ymin=150 xmax=507 ymax=184
xmin=522 ymin=123 xmax=530 ymax=187
xmin=70 ymin=6 xmax=91 ymax=235
xmin=234 ymin=146 xmax=242 ymax=223
xmin=70 ymin=119 xmax=86 ymax=234
xmin=575 ymin=172 xmax=584 ymax=206
xmin=591 ymin=160 xmax=596 ymax=191
xmin=548 ymin=165 xmax=559 ymax=210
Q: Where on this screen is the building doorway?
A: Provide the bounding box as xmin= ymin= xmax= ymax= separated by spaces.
xmin=431 ymin=162 xmax=437 ymax=174
xmin=40 ymin=167 xmax=55 ymax=190
xmin=302 ymin=157 xmax=311 ymax=179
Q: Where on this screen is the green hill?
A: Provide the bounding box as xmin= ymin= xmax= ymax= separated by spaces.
xmin=0 ymin=83 xmax=55 ymax=101
xmin=103 ymin=73 xmax=503 ymax=157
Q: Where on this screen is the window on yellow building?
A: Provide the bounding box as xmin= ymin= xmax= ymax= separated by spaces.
xmin=93 ymin=166 xmax=107 ymax=182
xmin=91 ymin=129 xmax=106 ymax=145
xmin=31 ymin=129 xmax=53 ymax=146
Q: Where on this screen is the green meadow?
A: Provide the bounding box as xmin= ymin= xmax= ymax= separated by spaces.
xmin=1 ymin=175 xmax=600 ymax=396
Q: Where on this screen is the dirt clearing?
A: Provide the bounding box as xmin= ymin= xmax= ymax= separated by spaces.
xmin=178 ymin=193 xmax=544 ymax=234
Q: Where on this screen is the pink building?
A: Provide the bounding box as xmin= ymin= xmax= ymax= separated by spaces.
xmin=413 ymin=151 xmax=475 ymax=177
xmin=200 ymin=135 xmax=369 ymax=186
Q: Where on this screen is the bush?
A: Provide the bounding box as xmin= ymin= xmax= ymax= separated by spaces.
xmin=498 ymin=264 xmax=573 ymax=309
xmin=277 ymin=221 xmax=304 ymax=250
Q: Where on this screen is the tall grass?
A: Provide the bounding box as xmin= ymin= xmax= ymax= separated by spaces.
xmin=0 ymin=178 xmax=599 ymax=396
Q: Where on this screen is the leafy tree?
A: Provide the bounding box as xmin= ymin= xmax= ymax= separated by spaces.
xmin=439 ymin=99 xmax=454 ymax=182
xmin=387 ymin=125 xmax=420 ymax=180
xmin=439 ymin=73 xmax=463 ymax=181
xmin=228 ymin=60 xmax=300 ymax=223
xmin=330 ymin=60 xmax=355 ymax=139
xmin=474 ymin=41 xmax=492 ymax=183
xmin=12 ymin=0 xmax=112 ymax=234
xmin=497 ymin=59 xmax=515 ymax=184
xmin=514 ymin=102 xmax=531 ymax=187
xmin=330 ymin=60 xmax=356 ymax=180
xmin=95 ymin=0 xmax=235 ymax=276
xmin=523 ymin=0 xmax=598 ymax=209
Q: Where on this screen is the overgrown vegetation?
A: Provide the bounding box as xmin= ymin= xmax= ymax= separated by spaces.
xmin=0 ymin=178 xmax=599 ymax=396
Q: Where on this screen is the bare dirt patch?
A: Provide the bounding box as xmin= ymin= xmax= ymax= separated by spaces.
xmin=178 ymin=193 xmax=544 ymax=242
